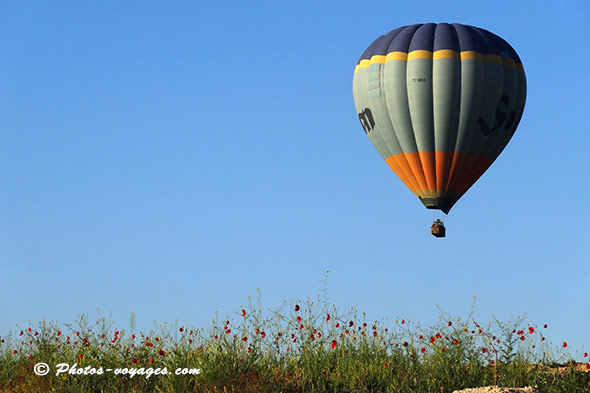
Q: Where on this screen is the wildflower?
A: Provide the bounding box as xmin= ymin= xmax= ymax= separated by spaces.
xmin=403 ymin=341 xmax=409 ymax=347
xmin=584 ymin=353 xmax=588 ymax=358
xmin=442 ymin=347 xmax=446 ymax=353
xmin=299 ymin=324 xmax=304 ymax=329
xmin=131 ymin=334 xmax=135 ymax=340
xmin=57 ymin=331 xmax=61 ymax=336
xmin=261 ymin=331 xmax=266 ymax=338
xmin=179 ymin=327 xmax=184 ymax=332
xmin=430 ymin=336 xmax=436 ymax=343
xmin=448 ymin=321 xmax=452 ymax=326
xmin=331 ymin=340 xmax=337 ymax=349
xmin=401 ymin=319 xmax=405 ymax=324
xmin=242 ymin=336 xmax=247 ymax=341
xmin=159 ymin=350 xmax=166 ymax=356
xmin=295 ymin=304 xmax=300 ymax=311
xmin=349 ymin=321 xmax=354 ymax=327
xmin=384 ymin=363 xmax=389 ymax=368
xmin=226 ymin=329 xmax=231 ymax=334
xmin=297 ymin=316 xmax=302 ymax=323
xmin=562 ymin=342 xmax=567 ymax=348
xmin=436 ymin=332 xmax=442 ymax=339
xmin=421 ymin=347 xmax=426 ymax=353
xmin=544 ymin=324 xmax=548 ymax=328
xmin=326 ymin=314 xmax=331 ymax=321
xmin=133 ymin=358 xmax=138 ymax=364
xmin=241 ymin=309 xmax=246 ymax=317
xmin=482 ymin=348 xmax=487 ymax=353
xmin=520 ymin=336 xmax=525 ymax=341
xmin=149 ymin=358 xmax=153 ymax=363
xmin=13 ymin=350 xmax=17 ymax=354
xmin=335 ymin=323 xmax=340 ymax=328
xmin=20 ymin=331 xmax=23 ymax=336
xmin=529 ymin=327 xmax=534 ymax=334
xmin=373 ymin=331 xmax=377 ymax=337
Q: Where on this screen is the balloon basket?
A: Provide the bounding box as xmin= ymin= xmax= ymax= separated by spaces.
xmin=431 ymin=219 xmax=446 ymax=238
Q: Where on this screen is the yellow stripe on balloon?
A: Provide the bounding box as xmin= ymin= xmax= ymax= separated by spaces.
xmin=354 ymin=50 xmax=523 ymax=73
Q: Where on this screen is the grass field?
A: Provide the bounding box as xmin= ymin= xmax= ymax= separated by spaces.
xmin=1 ymin=295 xmax=589 ymax=393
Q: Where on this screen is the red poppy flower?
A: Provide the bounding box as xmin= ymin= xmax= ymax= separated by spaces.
xmin=453 ymin=339 xmax=459 ymax=345
xmin=331 ymin=340 xmax=337 ymax=349
xmin=384 ymin=363 xmax=388 ymax=368
xmin=373 ymin=331 xmax=377 ymax=337
xmin=133 ymin=358 xmax=138 ymax=364
xmin=448 ymin=321 xmax=452 ymax=326
xmin=529 ymin=327 xmax=534 ymax=334
xmin=241 ymin=309 xmax=246 ymax=317
xmin=159 ymin=350 xmax=165 ymax=356
xmin=563 ymin=342 xmax=567 ymax=348
xmin=349 ymin=321 xmax=354 ymax=327
xmin=261 ymin=331 xmax=266 ymax=338
xmin=295 ymin=304 xmax=300 ymax=311
xmin=297 ymin=316 xmax=302 ymax=323
xmin=584 ymin=353 xmax=588 ymax=358
xmin=544 ymin=324 xmax=548 ymax=328
xmin=482 ymin=348 xmax=487 ymax=353
xmin=335 ymin=323 xmax=340 ymax=328
xmin=520 ymin=336 xmax=525 ymax=341
xmin=401 ymin=319 xmax=405 ymax=324
xmin=421 ymin=347 xmax=426 ymax=353
xmin=179 ymin=327 xmax=184 ymax=332
xmin=242 ymin=336 xmax=247 ymax=341
xmin=403 ymin=341 xmax=409 ymax=347
xmin=326 ymin=314 xmax=331 ymax=321
xmin=57 ymin=331 xmax=61 ymax=336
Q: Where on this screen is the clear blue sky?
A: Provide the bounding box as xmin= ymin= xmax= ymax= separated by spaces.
xmin=2 ymin=1 xmax=588 ymax=357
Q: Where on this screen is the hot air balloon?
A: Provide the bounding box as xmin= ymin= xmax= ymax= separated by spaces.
xmin=352 ymin=23 xmax=526 ymax=237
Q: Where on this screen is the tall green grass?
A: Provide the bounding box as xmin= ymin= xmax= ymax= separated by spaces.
xmin=1 ymin=294 xmax=588 ymax=393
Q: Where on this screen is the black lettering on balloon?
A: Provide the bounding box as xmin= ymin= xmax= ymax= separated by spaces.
xmin=479 ymin=94 xmax=510 ymax=136
xmin=358 ymin=108 xmax=376 ymax=134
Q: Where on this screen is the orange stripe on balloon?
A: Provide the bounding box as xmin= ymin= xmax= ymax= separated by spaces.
xmin=418 ymin=151 xmax=436 ymax=192
xmin=385 ymin=151 xmax=493 ymax=197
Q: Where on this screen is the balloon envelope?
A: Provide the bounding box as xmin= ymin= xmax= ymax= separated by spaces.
xmin=352 ymin=23 xmax=526 ymax=213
